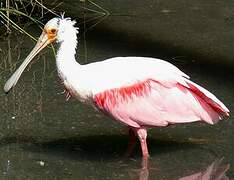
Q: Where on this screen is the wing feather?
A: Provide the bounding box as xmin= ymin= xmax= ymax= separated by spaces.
xmin=93 ymin=78 xmax=228 ymax=128
xmin=89 ymin=57 xmax=228 ymax=127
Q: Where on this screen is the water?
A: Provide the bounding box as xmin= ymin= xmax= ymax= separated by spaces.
xmin=0 ymin=1 xmax=234 ymax=179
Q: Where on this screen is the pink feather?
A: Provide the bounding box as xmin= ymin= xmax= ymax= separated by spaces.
xmin=93 ymin=78 xmax=229 ymax=127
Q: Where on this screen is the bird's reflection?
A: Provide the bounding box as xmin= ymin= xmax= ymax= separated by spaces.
xmin=129 ymin=157 xmax=229 ymax=180
xmin=128 ymin=158 xmax=149 ymax=180
xmin=179 ymin=158 xmax=229 ymax=180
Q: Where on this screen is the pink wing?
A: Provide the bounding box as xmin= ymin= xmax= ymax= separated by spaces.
xmin=93 ymin=78 xmax=229 ymax=128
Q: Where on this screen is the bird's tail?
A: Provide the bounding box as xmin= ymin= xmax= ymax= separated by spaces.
xmin=184 ymin=79 xmax=229 ymax=123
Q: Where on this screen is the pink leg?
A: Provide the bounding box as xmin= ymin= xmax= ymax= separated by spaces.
xmin=124 ymin=128 xmax=137 ymax=157
xmin=136 ymin=128 xmax=149 ymax=159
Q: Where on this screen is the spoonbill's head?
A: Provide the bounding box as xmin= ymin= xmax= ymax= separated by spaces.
xmin=36 ymin=17 xmax=78 ymax=44
xmin=4 ymin=17 xmax=78 ymax=93
xmin=44 ymin=17 xmax=78 ymax=43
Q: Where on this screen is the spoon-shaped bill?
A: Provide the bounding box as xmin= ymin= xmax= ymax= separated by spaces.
xmin=4 ymin=32 xmax=51 ymax=93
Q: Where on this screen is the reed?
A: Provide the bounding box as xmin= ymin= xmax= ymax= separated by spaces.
xmin=0 ymin=0 xmax=109 ymax=35
xmin=0 ymin=0 xmax=59 ymax=34
xmin=0 ymin=0 xmax=109 ymax=61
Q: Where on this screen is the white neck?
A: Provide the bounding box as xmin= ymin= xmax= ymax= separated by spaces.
xmin=54 ymin=19 xmax=93 ymax=100
xmin=55 ymin=25 xmax=81 ymax=80
xmin=56 ymin=39 xmax=77 ymax=65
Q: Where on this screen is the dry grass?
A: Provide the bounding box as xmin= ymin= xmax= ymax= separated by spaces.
xmin=0 ymin=0 xmax=60 ymax=34
xmin=0 ymin=0 xmax=109 ymax=63
xmin=0 ymin=0 xmax=109 ymax=36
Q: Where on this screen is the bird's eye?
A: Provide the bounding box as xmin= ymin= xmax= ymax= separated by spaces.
xmin=50 ymin=28 xmax=57 ymax=34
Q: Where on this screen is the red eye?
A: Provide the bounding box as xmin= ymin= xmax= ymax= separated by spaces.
xmin=50 ymin=28 xmax=57 ymax=34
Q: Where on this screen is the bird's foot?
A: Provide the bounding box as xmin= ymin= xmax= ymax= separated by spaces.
xmin=65 ymin=91 xmax=71 ymax=101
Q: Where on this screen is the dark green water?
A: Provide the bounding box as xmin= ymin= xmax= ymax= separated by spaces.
xmin=0 ymin=1 xmax=233 ymax=179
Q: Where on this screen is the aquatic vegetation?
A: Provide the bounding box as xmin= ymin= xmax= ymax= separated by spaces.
xmin=0 ymin=0 xmax=60 ymax=36
xmin=0 ymin=0 xmax=109 ymax=35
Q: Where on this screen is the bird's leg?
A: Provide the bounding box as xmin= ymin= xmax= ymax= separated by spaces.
xmin=124 ymin=128 xmax=137 ymax=157
xmin=136 ymin=128 xmax=149 ymax=160
xmin=141 ymin=155 xmax=149 ymax=169
xmin=127 ymin=129 xmax=149 ymax=179
xmin=65 ymin=90 xmax=71 ymax=101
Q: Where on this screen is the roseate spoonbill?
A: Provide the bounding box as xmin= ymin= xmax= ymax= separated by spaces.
xmin=4 ymin=17 xmax=230 ymax=158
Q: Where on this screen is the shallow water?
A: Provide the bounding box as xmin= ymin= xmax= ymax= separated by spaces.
xmin=0 ymin=1 xmax=234 ymax=179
